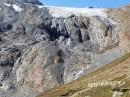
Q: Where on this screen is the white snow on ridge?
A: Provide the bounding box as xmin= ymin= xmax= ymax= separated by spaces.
xmin=2 ymin=3 xmax=116 ymax=24
xmin=49 ymin=7 xmax=107 ymax=18
xmin=4 ymin=3 xmax=23 ymax=12
xmin=3 ymin=3 xmax=107 ymax=18
xmin=13 ymin=4 xmax=23 ymax=12
xmin=37 ymin=5 xmax=117 ymax=25
xmin=4 ymin=3 xmax=10 ymax=7
xmin=37 ymin=5 xmax=107 ymax=18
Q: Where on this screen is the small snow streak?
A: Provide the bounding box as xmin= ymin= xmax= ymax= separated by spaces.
xmin=4 ymin=3 xmax=23 ymax=12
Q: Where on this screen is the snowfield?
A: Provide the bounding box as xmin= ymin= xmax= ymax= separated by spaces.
xmin=48 ymin=7 xmax=107 ymax=17
xmin=2 ymin=3 xmax=116 ymax=24
xmin=3 ymin=3 xmax=107 ymax=18
xmin=38 ymin=5 xmax=107 ymax=18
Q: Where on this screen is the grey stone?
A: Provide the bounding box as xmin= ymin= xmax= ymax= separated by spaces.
xmin=0 ymin=0 xmax=126 ymax=97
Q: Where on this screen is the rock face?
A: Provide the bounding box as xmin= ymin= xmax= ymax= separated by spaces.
xmin=0 ymin=0 xmax=129 ymax=97
xmin=0 ymin=0 xmax=43 ymax=5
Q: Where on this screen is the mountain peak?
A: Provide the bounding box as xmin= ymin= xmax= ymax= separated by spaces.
xmin=0 ymin=0 xmax=43 ymax=5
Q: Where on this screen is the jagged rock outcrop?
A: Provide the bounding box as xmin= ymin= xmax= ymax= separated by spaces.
xmin=0 ymin=0 xmax=129 ymax=97
xmin=37 ymin=53 xmax=130 ymax=97
xmin=0 ymin=0 xmax=43 ymax=5
xmin=107 ymin=6 xmax=130 ymax=53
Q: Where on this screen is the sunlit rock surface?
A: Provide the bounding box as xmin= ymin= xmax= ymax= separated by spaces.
xmin=0 ymin=0 xmax=130 ymax=97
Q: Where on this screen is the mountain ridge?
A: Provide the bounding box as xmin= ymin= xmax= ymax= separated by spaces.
xmin=0 ymin=0 xmax=43 ymax=5
xmin=0 ymin=0 xmax=129 ymax=97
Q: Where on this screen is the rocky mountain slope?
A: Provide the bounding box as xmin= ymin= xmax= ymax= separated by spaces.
xmin=37 ymin=53 xmax=130 ymax=97
xmin=0 ymin=0 xmax=130 ymax=97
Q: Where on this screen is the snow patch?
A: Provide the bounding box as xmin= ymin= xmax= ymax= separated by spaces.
xmin=36 ymin=5 xmax=117 ymax=25
xmin=37 ymin=5 xmax=45 ymax=8
xmin=4 ymin=3 xmax=10 ymax=7
xmin=37 ymin=5 xmax=107 ymax=18
xmin=4 ymin=3 xmax=22 ymax=12
xmin=75 ymin=69 xmax=84 ymax=79
xmin=49 ymin=7 xmax=107 ymax=17
xmin=13 ymin=4 xmax=23 ymax=12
